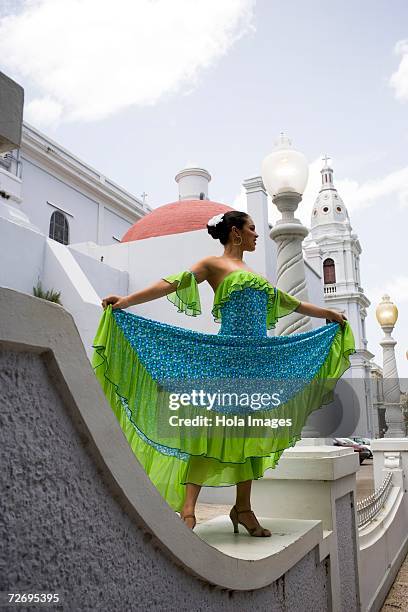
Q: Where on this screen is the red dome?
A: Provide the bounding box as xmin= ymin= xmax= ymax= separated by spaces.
xmin=121 ymin=199 xmax=234 ymax=242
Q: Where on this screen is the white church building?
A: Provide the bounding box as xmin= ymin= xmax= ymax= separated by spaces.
xmin=303 ymin=159 xmax=376 ymax=438
xmin=0 ymin=122 xmax=378 ymax=438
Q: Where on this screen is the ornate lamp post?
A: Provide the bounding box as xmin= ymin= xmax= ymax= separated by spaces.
xmin=376 ymin=294 xmax=404 ymax=437
xmin=262 ymin=134 xmax=321 ymax=440
xmin=261 ymin=133 xmax=312 ymax=335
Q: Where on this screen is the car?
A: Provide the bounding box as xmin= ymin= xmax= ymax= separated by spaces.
xmin=333 ymin=438 xmax=371 ymax=464
xmin=336 ymin=438 xmax=373 ymax=459
xmin=335 ymin=437 xmax=373 ymax=459
xmin=351 ymin=436 xmax=371 ymax=446
xmin=350 ymin=437 xmax=373 ymax=459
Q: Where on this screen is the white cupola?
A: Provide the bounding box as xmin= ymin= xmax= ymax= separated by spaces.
xmin=310 ymin=156 xmax=351 ymax=237
xmin=174 ymin=166 xmax=211 ymax=201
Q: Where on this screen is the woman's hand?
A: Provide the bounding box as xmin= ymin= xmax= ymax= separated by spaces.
xmin=326 ymin=309 xmax=348 ymax=327
xmin=101 ymin=295 xmax=129 ymax=310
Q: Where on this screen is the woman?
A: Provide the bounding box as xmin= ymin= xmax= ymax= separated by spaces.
xmin=94 ymin=210 xmax=354 ymax=537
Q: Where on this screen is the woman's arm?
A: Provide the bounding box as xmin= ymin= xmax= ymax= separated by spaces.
xmin=102 ymin=279 xmax=178 ymax=310
xmin=101 ymin=257 xmax=211 ymax=310
xmin=295 ymin=300 xmax=348 ymax=327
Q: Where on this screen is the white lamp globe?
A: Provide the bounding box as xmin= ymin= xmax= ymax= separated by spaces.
xmin=261 ymin=133 xmax=309 ymax=197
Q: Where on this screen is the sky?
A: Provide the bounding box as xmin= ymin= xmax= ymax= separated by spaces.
xmin=1 ymin=0 xmax=407 ymax=379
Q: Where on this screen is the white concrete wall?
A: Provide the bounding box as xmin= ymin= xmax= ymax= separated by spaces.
xmin=18 ymin=156 xmax=138 ymax=247
xmin=0 ymin=167 xmax=22 ymax=203
xmin=0 ymin=216 xmax=45 ymax=294
xmin=0 ymin=214 xmax=124 ymax=359
xmin=103 ymin=207 xmax=134 ymax=245
xmin=42 ymin=239 xmax=101 ymax=358
xmin=359 ymin=485 xmax=407 ymax=612
xmin=69 ymin=245 xmax=128 ymax=300
xmin=21 ymin=157 xmax=100 ymax=244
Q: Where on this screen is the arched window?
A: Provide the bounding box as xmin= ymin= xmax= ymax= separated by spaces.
xmin=323 ymin=258 xmax=336 ymax=284
xmin=49 ymin=210 xmax=69 ymax=245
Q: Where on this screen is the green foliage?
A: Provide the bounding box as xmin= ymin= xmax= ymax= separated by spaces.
xmin=33 ymin=280 xmax=62 ymax=305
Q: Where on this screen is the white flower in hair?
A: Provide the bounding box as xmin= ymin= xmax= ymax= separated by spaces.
xmin=207 ymin=213 xmax=224 ymax=227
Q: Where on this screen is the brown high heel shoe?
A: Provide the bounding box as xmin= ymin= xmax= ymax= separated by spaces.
xmin=229 ymin=505 xmax=271 ymax=537
xmin=180 ymin=512 xmax=196 ymax=530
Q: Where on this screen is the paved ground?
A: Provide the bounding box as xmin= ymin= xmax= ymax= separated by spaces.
xmin=381 ymin=559 xmax=408 ymax=611
xmin=191 ymin=458 xmax=408 ymax=609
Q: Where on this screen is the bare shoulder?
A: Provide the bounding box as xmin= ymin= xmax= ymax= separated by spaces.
xmin=190 ymin=256 xmax=216 ymax=271
xmin=189 ymin=256 xmax=219 ymax=283
xmin=201 ymin=255 xmax=222 ymax=269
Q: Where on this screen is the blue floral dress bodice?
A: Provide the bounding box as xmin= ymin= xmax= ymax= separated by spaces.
xmin=218 ymin=288 xmax=268 ymax=338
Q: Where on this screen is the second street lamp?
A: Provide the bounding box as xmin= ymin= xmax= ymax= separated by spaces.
xmin=376 ymin=294 xmax=404 ymax=437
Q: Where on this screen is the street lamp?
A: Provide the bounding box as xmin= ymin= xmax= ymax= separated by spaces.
xmin=261 ymin=133 xmax=311 ymax=336
xmin=376 ymin=294 xmax=398 ymax=328
xmin=261 ymin=132 xmax=309 ymax=197
xmin=262 ymin=133 xmax=317 ymax=439
xmin=376 ymin=295 xmax=404 ymax=437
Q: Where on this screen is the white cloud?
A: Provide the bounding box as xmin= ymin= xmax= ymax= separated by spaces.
xmin=337 ymin=167 xmax=408 ymax=212
xmin=368 ymin=275 xmax=408 ymax=306
xmin=0 ymin=0 xmax=255 ymax=127
xmin=390 ymin=39 xmax=408 ymax=102
xmin=25 ymin=96 xmax=63 ymax=127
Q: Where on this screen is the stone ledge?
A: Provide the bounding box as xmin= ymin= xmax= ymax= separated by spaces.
xmin=371 ymin=439 xmax=408 ymax=451
xmin=261 ymin=447 xmax=359 ymax=481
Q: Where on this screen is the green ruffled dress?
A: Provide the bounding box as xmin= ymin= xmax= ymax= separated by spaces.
xmin=92 ymin=269 xmax=355 ymax=511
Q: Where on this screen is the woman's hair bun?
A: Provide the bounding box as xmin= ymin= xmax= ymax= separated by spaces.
xmin=206 ymin=210 xmax=249 ymax=245
xmin=207 ymin=222 xmax=223 ymax=240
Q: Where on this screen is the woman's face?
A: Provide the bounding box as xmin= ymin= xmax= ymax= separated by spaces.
xmin=231 ymin=216 xmax=258 ymax=251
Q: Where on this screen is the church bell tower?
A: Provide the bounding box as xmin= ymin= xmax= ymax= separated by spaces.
xmin=303 ymin=157 xmax=376 ymax=436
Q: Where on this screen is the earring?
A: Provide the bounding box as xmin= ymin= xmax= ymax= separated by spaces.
xmin=232 ymin=236 xmax=242 ymax=246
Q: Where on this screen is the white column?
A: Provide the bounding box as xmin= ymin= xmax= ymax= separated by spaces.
xmin=243 ymin=176 xmax=275 ymax=280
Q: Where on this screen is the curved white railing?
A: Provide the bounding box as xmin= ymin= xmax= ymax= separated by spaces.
xmin=357 ymin=471 xmax=393 ymax=528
